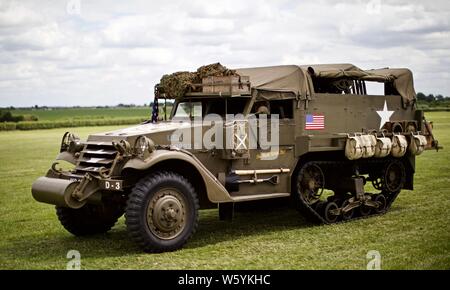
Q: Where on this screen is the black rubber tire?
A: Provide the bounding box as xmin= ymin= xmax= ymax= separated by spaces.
xmin=125 ymin=171 xmax=199 ymax=253
xmin=56 ymin=203 xmax=123 ymax=236
xmin=359 ymin=204 xmax=372 ymax=217
xmin=324 ymin=202 xmax=339 ymax=223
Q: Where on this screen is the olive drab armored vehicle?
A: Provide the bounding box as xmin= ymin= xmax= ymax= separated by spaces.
xmin=32 ymin=63 xmax=440 ymax=252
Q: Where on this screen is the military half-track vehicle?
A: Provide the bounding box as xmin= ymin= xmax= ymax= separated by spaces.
xmin=32 ymin=63 xmax=440 ymax=252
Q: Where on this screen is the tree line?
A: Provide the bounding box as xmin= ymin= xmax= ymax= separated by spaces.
xmin=416 ymin=92 xmax=449 ymax=103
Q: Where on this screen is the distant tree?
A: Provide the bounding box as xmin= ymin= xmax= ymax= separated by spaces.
xmin=117 ymin=103 xmax=136 ymax=108
xmin=426 ymin=94 xmax=435 ymax=102
xmin=435 ymin=94 xmax=444 ymax=101
xmin=0 ymin=111 xmax=12 ymax=121
xmin=0 ymin=111 xmax=24 ymax=122
xmin=416 ymin=92 xmax=426 ymax=101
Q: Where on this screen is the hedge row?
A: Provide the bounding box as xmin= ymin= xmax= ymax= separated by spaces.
xmin=0 ymin=122 xmax=17 ymax=131
xmin=0 ymin=117 xmax=148 ymax=131
xmin=421 ymin=108 xmax=450 ymax=112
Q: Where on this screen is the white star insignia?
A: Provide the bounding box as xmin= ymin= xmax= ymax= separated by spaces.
xmin=376 ymin=100 xmax=394 ymax=130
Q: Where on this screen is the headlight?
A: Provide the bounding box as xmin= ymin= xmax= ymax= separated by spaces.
xmin=61 ymin=132 xmax=82 ymax=153
xmin=134 ymin=136 xmax=155 ymax=158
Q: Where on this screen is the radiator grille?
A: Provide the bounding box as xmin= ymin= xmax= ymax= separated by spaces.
xmin=75 ymin=143 xmax=118 ymax=174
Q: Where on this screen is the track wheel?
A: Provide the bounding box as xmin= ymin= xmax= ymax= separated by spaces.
xmin=359 ymin=204 xmax=372 ymax=216
xmin=374 ymin=194 xmax=387 ymax=214
xmin=324 ymin=202 xmax=339 ymax=223
xmin=341 ymin=200 xmax=354 ymax=221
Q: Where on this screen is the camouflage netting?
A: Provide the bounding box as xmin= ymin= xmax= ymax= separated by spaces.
xmin=196 ymin=62 xmax=238 ymax=80
xmin=159 ymin=71 xmax=197 ymax=100
xmin=158 ymin=63 xmax=239 ymax=99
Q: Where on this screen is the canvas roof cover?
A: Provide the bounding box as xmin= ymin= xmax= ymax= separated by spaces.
xmin=235 ymin=63 xmax=416 ymax=106
xmin=303 ymin=63 xmax=416 ymax=106
xmin=364 ymin=68 xmax=416 ymax=107
xmin=235 ymin=65 xmax=311 ymax=100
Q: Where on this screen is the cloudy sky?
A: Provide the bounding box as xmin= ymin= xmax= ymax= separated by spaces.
xmin=0 ymin=0 xmax=449 ymax=107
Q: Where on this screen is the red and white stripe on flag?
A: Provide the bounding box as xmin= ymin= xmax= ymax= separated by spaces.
xmin=305 ymin=114 xmax=325 ymax=130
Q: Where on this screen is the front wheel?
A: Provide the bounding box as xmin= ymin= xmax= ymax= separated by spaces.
xmin=125 ymin=171 xmax=199 ymax=252
xmin=56 ymin=202 xmax=123 ymax=236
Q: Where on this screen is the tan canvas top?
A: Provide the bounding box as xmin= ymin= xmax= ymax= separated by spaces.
xmin=235 ymin=63 xmax=416 ymax=106
xmin=364 ymin=68 xmax=416 ymax=106
xmin=301 ymin=63 xmax=363 ymax=78
xmin=235 ymin=65 xmax=311 ymax=100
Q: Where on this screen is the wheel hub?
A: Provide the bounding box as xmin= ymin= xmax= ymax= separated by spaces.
xmin=147 ymin=189 xmax=186 ymax=240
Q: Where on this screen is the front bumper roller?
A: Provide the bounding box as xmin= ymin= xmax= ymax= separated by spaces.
xmin=31 ymin=172 xmax=120 ymax=208
xmin=31 ymin=177 xmax=87 ymax=209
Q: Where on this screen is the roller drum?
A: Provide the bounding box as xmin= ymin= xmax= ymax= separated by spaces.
xmin=31 ymin=177 xmax=85 ymax=209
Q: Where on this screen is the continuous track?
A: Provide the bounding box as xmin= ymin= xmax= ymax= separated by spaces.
xmin=294 ymin=158 xmax=404 ymax=224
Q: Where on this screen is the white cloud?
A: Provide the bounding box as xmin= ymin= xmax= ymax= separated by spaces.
xmin=0 ymin=0 xmax=449 ymax=107
xmin=0 ymin=1 xmax=43 ymax=28
xmin=1 ymin=22 xmax=67 ymax=51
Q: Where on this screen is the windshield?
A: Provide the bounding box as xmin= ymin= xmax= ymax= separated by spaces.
xmin=173 ymin=102 xmax=202 ymax=120
xmin=173 ymin=98 xmax=249 ymax=120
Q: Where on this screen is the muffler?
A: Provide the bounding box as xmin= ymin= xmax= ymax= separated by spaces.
xmin=31 ymin=177 xmax=86 ymax=209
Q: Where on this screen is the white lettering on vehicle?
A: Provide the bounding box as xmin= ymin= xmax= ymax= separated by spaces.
xmin=104 ymin=181 xmax=120 ymax=190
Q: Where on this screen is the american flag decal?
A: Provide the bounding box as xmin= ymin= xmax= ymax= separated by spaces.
xmin=305 ymin=114 xmax=325 ymax=130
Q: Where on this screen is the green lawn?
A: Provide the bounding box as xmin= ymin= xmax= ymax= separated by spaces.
xmin=0 ymin=112 xmax=449 ymax=269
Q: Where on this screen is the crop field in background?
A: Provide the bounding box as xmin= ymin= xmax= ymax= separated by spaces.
xmin=0 ymin=112 xmax=449 ymax=269
xmin=12 ymin=107 xmax=152 ymax=121
xmin=0 ymin=106 xmax=174 ymax=131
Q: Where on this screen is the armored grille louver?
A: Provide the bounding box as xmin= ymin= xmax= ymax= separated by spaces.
xmin=75 ymin=143 xmax=118 ymax=174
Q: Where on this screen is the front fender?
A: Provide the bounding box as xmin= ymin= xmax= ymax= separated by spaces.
xmin=123 ymin=149 xmax=232 ymax=203
xmin=56 ymin=151 xmax=77 ymax=165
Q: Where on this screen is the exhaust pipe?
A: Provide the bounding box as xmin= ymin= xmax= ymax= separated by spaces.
xmin=31 ymin=177 xmax=86 ymax=209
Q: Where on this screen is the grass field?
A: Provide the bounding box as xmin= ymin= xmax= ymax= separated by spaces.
xmin=0 ymin=112 xmax=449 ymax=269
xmin=12 ymin=107 xmax=152 ymax=121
